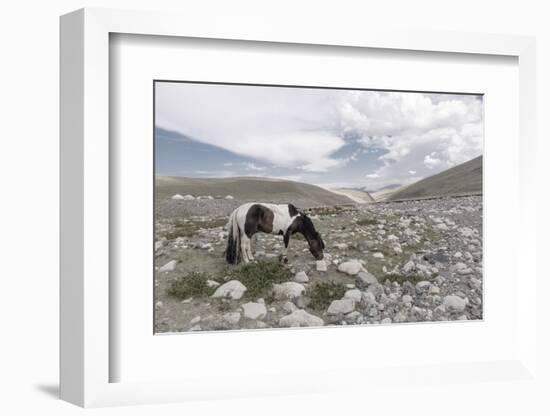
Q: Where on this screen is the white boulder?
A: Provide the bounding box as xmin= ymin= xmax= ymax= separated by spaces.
xmin=443 ymin=295 xmax=467 ymax=312
xmin=344 ymin=289 xmax=362 ymax=303
xmin=272 ymin=282 xmax=306 ymax=300
xmin=327 ymin=299 xmax=355 ymax=315
xmin=356 ymin=271 xmax=377 ymax=287
xmin=211 ymin=280 xmax=247 ymax=300
xmin=159 ymin=260 xmax=177 ymax=272
xmin=316 ymin=260 xmax=328 ymax=272
xmin=171 ymin=194 xmax=184 ymax=200
xmin=241 ymin=302 xmax=267 ymax=320
xmin=403 ymin=261 xmax=415 ymax=273
xmin=337 ymin=260 xmax=363 ymax=276
xmin=294 ymin=271 xmax=309 ymax=283
xmin=279 ymin=309 xmax=324 ymax=327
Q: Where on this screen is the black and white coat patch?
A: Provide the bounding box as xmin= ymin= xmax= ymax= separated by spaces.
xmin=225 ymin=203 xmax=325 ymax=264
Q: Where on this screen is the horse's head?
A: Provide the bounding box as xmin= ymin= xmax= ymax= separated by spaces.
xmin=300 ymin=214 xmax=325 ymax=260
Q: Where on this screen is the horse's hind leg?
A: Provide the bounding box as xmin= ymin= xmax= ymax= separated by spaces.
xmin=246 ymin=237 xmax=255 ymax=261
xmin=241 ymin=235 xmax=251 ymax=263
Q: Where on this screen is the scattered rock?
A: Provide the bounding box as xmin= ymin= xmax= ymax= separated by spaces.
xmin=327 ymin=299 xmax=355 ymax=315
xmin=279 ymin=309 xmax=324 ymax=327
xmin=294 ymin=271 xmax=309 ymax=283
xmin=356 ymin=271 xmax=377 ymax=287
xmin=242 ymin=302 xmax=267 ymax=320
xmin=190 ymin=316 xmax=201 ymax=325
xmin=366 ymin=283 xmax=384 ymax=298
xmin=443 ymin=295 xmax=467 ymax=312
xmin=415 ymin=281 xmax=432 ymax=293
xmin=316 ymin=260 xmax=328 ymax=272
xmin=272 ymin=282 xmax=306 ymax=300
xmin=429 ymin=285 xmax=440 ymax=294
xmin=283 ymin=301 xmax=298 ymax=313
xmin=372 ymin=252 xmax=385 ymax=259
xmin=211 ymin=280 xmax=247 ymax=300
xmin=159 ymin=260 xmax=177 ymax=272
xmin=171 ymin=194 xmax=185 ymax=200
xmin=402 ymin=295 xmax=413 ymax=304
xmin=337 ymin=260 xmax=364 ymax=275
xmin=403 ymin=261 xmax=415 ymax=273
xmin=344 ymin=289 xmax=362 ymax=303
xmin=334 ymin=243 xmax=349 ymax=250
xmin=223 ymin=312 xmax=241 ymax=325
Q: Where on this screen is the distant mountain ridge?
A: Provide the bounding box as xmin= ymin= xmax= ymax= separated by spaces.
xmin=388 ymin=156 xmax=482 ymax=201
xmin=156 ymin=176 xmax=355 ymax=207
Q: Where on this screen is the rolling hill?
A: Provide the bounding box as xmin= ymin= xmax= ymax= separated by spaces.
xmin=388 ymin=156 xmax=482 ymax=201
xmin=156 ymin=176 xmax=355 ymax=207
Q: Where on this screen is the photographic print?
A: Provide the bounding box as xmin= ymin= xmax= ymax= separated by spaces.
xmin=154 ymin=82 xmax=483 ymax=333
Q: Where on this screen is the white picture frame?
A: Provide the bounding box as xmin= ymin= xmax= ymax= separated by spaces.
xmin=60 ymin=8 xmax=538 ymax=407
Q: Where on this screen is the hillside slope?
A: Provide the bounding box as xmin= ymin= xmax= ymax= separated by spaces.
xmin=329 ymin=188 xmax=375 ymax=204
xmin=156 ymin=176 xmax=355 ymax=207
xmin=389 ymin=156 xmax=482 ymax=201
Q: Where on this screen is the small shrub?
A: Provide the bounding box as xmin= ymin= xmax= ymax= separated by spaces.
xmin=167 ymin=271 xmax=215 ymax=299
xmin=357 ymin=218 xmax=377 ymax=226
xmin=164 ymin=218 xmax=227 ymax=240
xmin=229 ymin=259 xmax=291 ymax=299
xmin=308 ymin=281 xmax=347 ymax=311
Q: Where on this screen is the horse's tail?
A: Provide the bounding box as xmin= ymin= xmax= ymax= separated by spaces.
xmin=225 ymin=209 xmax=241 ymax=264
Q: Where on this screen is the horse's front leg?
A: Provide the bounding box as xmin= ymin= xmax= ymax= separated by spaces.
xmin=279 ymin=232 xmax=290 ymax=264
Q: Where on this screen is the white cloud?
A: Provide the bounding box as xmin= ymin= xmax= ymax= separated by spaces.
xmin=157 ymin=84 xmax=483 ymax=186
xmin=243 ymin=162 xmax=266 ymax=171
xmin=156 ymin=83 xmax=345 ymax=172
xmin=343 ymin=91 xmax=482 ymax=188
xmin=424 ymin=152 xmax=443 ymax=169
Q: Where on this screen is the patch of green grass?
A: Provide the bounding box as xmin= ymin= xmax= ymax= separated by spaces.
xmin=166 ymin=271 xmax=215 ymax=300
xmin=357 ymin=218 xmax=377 ymax=226
xmin=229 ymin=259 xmax=291 ymax=299
xmin=308 ymin=281 xmax=347 ymax=311
xmin=163 ymin=218 xmax=227 ymax=240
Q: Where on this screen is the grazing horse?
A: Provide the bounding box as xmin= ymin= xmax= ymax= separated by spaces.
xmin=225 ymin=203 xmax=325 ymax=264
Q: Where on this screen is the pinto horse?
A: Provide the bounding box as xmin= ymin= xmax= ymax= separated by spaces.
xmin=225 ymin=203 xmax=325 ymax=264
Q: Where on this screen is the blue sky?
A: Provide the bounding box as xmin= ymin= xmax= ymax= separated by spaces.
xmin=155 ymin=82 xmax=483 ymax=190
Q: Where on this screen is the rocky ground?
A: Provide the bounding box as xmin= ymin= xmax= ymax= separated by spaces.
xmin=154 ymin=194 xmax=483 ymax=333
